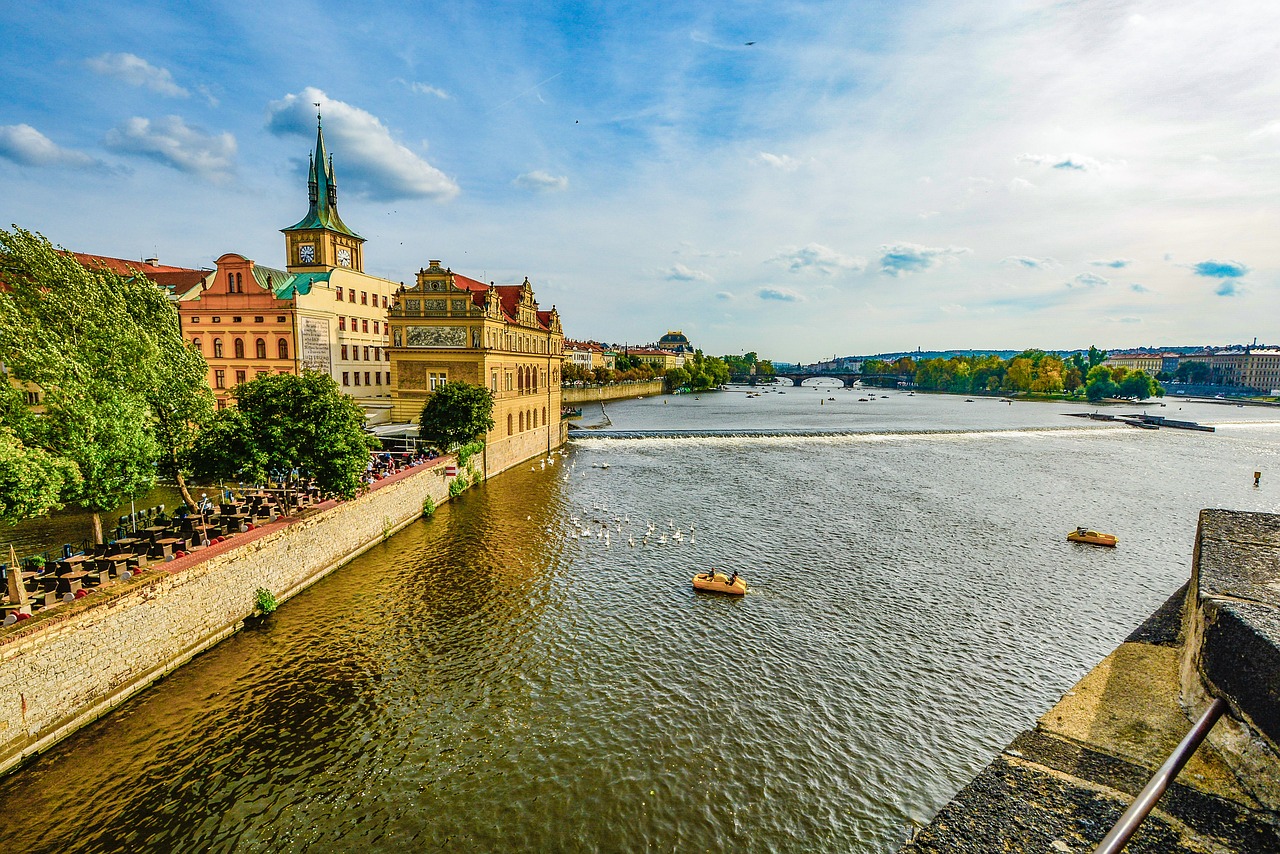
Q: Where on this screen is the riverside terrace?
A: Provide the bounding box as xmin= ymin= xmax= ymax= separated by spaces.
xmin=0 ymin=450 xmax=439 ymax=628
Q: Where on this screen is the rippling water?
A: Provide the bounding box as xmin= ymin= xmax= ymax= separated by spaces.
xmin=3 ymin=391 xmax=1278 ymax=853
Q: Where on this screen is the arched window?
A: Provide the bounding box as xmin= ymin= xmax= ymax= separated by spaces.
xmin=255 ymin=338 xmax=267 ymax=359
xmin=233 ymin=338 xmax=245 ymax=359
xmin=192 ymin=337 xmax=201 ymax=353
xmin=507 ymin=414 xmax=513 ymax=435
xmin=278 ymin=339 xmax=289 ymax=359
xmin=213 ymin=338 xmax=223 ymax=357
xmin=519 ymin=411 xmax=524 ymax=432
xmin=235 ymin=272 xmax=243 ymax=292
xmin=226 ymin=273 xmax=234 ymax=291
xmin=533 ymin=409 xmax=538 ymax=428
xmin=543 ymin=406 xmax=547 ymax=426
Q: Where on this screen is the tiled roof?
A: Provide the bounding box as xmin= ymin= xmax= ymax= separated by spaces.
xmin=72 ymin=252 xmax=212 ymax=295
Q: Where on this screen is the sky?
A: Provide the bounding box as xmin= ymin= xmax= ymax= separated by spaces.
xmin=0 ymin=0 xmax=1276 ymax=361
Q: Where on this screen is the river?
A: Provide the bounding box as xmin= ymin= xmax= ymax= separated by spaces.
xmin=2 ymin=388 xmax=1278 ymax=853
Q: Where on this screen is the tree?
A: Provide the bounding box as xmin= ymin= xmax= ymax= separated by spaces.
xmin=1005 ymin=357 xmax=1034 ymax=392
xmin=1085 ymin=365 xmax=1119 ymax=402
xmin=1119 ymin=370 xmax=1161 ymax=400
xmin=1176 ymin=361 xmax=1211 ymax=384
xmin=191 ymin=371 xmax=379 ymax=500
xmin=1086 ymin=345 xmax=1108 ymax=370
xmin=0 ymin=226 xmax=162 ymax=542
xmin=0 ymin=421 xmax=80 ymax=526
xmin=418 ymin=380 xmax=496 ymax=450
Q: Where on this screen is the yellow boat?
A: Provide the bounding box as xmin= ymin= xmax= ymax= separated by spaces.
xmin=1067 ymin=527 xmax=1118 ymax=547
xmin=692 ymin=571 xmax=746 ymax=595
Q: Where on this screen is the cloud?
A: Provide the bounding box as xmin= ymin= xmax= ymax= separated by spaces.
xmin=513 ymin=170 xmax=568 ymax=191
xmin=665 ymin=263 xmax=713 ymax=283
xmin=757 ymin=287 xmax=804 ymax=302
xmin=878 ymin=242 xmax=971 ymax=276
xmin=0 ymin=124 xmax=100 ymax=168
xmin=1090 ymin=259 xmax=1131 ymax=268
xmin=1215 ymin=281 xmax=1241 ymax=297
xmin=1129 ymin=283 xmax=1150 ymax=293
xmin=1001 ymin=255 xmax=1053 ymax=270
xmin=756 ymin=151 xmax=800 ymax=171
xmin=1016 ymin=152 xmax=1103 ymax=172
xmin=772 ymin=243 xmax=866 ymax=274
xmin=266 ymin=87 xmax=458 ymax=201
xmin=1191 ymin=259 xmax=1249 ymax=278
xmin=103 ymin=116 xmax=234 ymax=177
xmin=1008 ymin=177 xmax=1036 ymax=193
xmin=1107 ymin=316 xmax=1143 ymax=324
xmin=1067 ymin=272 xmax=1109 ymax=288
xmin=715 ymin=291 xmax=734 ymax=301
xmin=86 ymin=53 xmax=188 ymax=97
xmin=396 ymin=79 xmax=451 ymax=99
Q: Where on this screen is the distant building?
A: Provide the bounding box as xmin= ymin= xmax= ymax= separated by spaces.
xmin=656 ymin=330 xmax=694 ymax=354
xmin=564 ymin=339 xmax=615 ymax=371
xmin=628 ymin=347 xmax=681 ymax=371
xmin=1102 ymin=352 xmax=1166 ymax=375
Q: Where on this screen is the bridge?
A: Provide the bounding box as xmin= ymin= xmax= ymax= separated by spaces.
xmin=728 ymin=371 xmax=912 ymax=388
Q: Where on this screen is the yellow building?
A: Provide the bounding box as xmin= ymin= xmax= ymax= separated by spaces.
xmin=388 ymin=261 xmax=565 ymax=471
xmin=1102 ymin=352 xmax=1164 ymax=374
xmin=627 ymin=347 xmax=681 ymax=371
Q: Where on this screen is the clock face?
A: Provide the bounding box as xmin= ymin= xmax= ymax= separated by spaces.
xmin=337 ymin=248 xmax=352 ymax=267
xmin=298 ymin=244 xmax=315 ymax=263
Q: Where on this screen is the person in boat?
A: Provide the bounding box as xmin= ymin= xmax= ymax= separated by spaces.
xmin=1076 ymin=526 xmax=1088 ymax=535
xmin=728 ymin=570 xmax=739 ymax=586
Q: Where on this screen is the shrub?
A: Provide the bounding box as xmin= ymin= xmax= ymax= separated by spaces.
xmin=254 ymin=586 xmax=278 ymax=615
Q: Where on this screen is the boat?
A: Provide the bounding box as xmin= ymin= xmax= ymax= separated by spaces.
xmin=692 ymin=571 xmax=746 ymax=595
xmin=1067 ymin=527 xmax=1118 ymax=547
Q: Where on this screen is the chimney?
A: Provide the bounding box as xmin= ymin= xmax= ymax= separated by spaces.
xmin=144 ymin=257 xmax=159 ymax=266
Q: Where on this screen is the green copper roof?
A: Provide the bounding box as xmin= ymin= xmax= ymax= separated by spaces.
xmin=250 ymin=264 xmax=330 ymax=299
xmin=281 ymin=115 xmax=362 ymax=240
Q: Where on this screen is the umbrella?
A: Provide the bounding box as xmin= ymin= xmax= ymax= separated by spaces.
xmin=6 ymin=544 xmax=29 ymax=607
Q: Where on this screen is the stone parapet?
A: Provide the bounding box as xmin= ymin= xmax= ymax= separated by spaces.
xmin=561 ymin=380 xmax=664 ymax=404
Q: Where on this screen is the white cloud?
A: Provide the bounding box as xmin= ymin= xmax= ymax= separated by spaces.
xmin=267 ymin=87 xmax=458 ymax=201
xmin=0 ymin=124 xmax=99 ymax=168
xmin=715 ymin=291 xmax=735 ymax=301
xmin=1067 ymin=272 xmax=1109 ymax=288
xmin=1001 ymin=255 xmax=1053 ymax=270
xmin=514 ymin=170 xmax=569 ymax=192
xmin=757 ymin=286 xmax=804 ymax=302
xmin=879 ymin=243 xmax=971 ymax=276
xmin=86 ymin=53 xmax=188 ymax=97
xmin=403 ymin=80 xmax=451 ymax=99
xmin=1008 ymin=177 xmax=1036 ymax=193
xmin=665 ymin=263 xmax=713 ymax=283
xmin=756 ymin=151 xmax=801 ymax=171
xmin=104 ymin=116 xmax=234 ymax=178
xmin=1090 ymin=259 xmax=1131 ymax=268
xmin=1015 ymin=152 xmax=1104 ymax=172
xmin=772 ymin=243 xmax=866 ymax=274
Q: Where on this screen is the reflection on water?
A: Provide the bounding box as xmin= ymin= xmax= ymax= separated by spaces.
xmin=1 ymin=393 xmax=1278 ymax=853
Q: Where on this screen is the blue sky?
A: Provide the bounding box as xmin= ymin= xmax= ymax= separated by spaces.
xmin=1 ymin=0 xmax=1275 ymax=360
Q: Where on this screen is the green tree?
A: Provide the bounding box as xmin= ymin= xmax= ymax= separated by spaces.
xmin=1119 ymin=370 xmax=1161 ymax=400
xmin=0 ymin=227 xmax=161 ymax=541
xmin=1085 ymin=364 xmax=1119 ymax=402
xmin=1176 ymin=361 xmax=1211 ymax=383
xmin=1086 ymin=345 xmax=1108 ymax=370
xmin=0 ymin=421 xmax=80 ymax=526
xmin=192 ymin=371 xmax=379 ymax=500
xmin=418 ymin=380 xmax=496 ymax=449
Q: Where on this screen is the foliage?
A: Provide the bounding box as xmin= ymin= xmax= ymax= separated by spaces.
xmin=456 ymin=440 xmax=484 ymax=468
xmin=418 ymin=382 xmax=495 ymax=449
xmin=422 ymin=495 xmax=436 ymax=517
xmin=448 ymin=471 xmax=470 ymax=497
xmin=1175 ymin=360 xmax=1211 ymax=383
xmin=253 ymin=587 xmax=278 ymax=615
xmin=0 ymin=227 xmax=174 ymax=541
xmin=665 ymin=350 xmax=730 ymax=392
xmin=190 ymin=371 xmax=378 ymax=499
xmin=721 ymin=352 xmax=775 ymax=377
xmin=0 ymin=383 xmax=81 ymax=525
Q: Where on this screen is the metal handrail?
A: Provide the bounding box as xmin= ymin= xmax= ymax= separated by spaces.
xmin=1094 ymin=696 xmax=1228 ymax=853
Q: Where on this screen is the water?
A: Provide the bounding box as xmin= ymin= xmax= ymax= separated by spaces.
xmin=3 ymin=390 xmax=1278 ymax=853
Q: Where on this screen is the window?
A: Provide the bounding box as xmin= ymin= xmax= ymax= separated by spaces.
xmin=235 ymin=273 xmax=242 ymax=292
xmin=254 ymin=316 xmax=264 ymax=324
xmin=25 ymin=391 xmax=40 ymax=405
xmin=373 ymin=321 xmax=379 ymax=334
xmin=235 ymin=370 xmax=246 ymax=385
xmin=338 ymin=317 xmax=346 ymax=331
xmin=382 ymin=295 xmax=388 ymax=308
xmin=278 ymin=339 xmax=289 ymax=359
xmin=352 ymin=347 xmax=359 ymax=361
xmin=217 ymin=398 xmax=227 ymax=410
xmin=362 ymin=319 xmax=369 ymax=333
xmin=192 ymin=337 xmax=201 ymax=352
xmin=491 ymin=372 xmax=498 ymax=392
xmin=213 ymin=338 xmax=223 ymax=357
xmin=255 ymin=339 xmax=267 ymax=359
xmin=543 ymin=406 xmax=547 ymax=426
xmin=351 ymin=316 xmax=358 ymax=329
xmin=257 ymin=370 xmax=268 ymax=378
xmin=277 ymin=316 xmax=286 ymax=323
xmin=191 ymin=316 xmax=200 ymax=323
xmin=375 ymin=372 xmax=382 ymax=385
xmin=212 ymin=316 xmax=221 ymax=324
xmin=349 ymin=290 xmax=355 ymax=303
xmin=226 ymin=273 xmax=234 ymax=291
xmin=385 ymin=371 xmax=390 ymax=385
xmin=519 ymin=411 xmax=524 ymax=431
xmin=233 ymin=316 xmax=242 ymax=323
xmin=429 ymin=372 xmax=447 ymax=390
xmin=354 ymin=372 xmax=361 ymax=386
xmin=336 ymin=287 xmax=344 ymax=301
xmin=215 ymin=369 xmax=226 ymax=388
xmin=341 ymin=345 xmax=349 ymax=360
xmin=364 ymin=371 xmax=371 ymax=386
xmin=363 ymin=346 xmax=370 ymax=361
xmin=508 ymin=414 xmax=513 ymax=435
xmin=342 ymin=372 xmax=349 ymax=386
xmin=233 ymin=339 xmax=245 ymax=359
xmin=361 ymin=291 xmax=368 ymax=305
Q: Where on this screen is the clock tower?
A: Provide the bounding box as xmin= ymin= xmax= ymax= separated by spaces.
xmin=282 ymin=113 xmax=366 ymax=273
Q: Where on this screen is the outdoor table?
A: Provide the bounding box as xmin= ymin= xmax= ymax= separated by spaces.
xmin=110 ymin=538 xmax=141 ymax=556
xmin=152 ymin=538 xmax=183 ymax=559
xmin=38 ymin=575 xmax=61 ymax=594
xmin=53 ymin=555 xmax=91 ymax=575
xmin=57 ymin=573 xmax=87 ymax=595
xmin=95 ymin=555 xmax=129 ymax=578
xmin=142 ymin=526 xmax=168 ymax=543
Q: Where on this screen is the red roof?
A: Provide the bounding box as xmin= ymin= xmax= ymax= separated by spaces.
xmin=448 ymin=272 xmax=552 ymax=331
xmin=72 ymin=253 xmax=211 ymax=295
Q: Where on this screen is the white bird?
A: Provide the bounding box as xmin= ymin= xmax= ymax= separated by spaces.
xmin=628 ymin=536 xmax=635 ymax=547
xmin=658 ymin=534 xmax=667 ymax=545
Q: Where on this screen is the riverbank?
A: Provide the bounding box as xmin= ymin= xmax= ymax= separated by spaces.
xmin=0 ymin=429 xmax=567 ymax=778
xmin=561 ymin=379 xmax=665 ymax=405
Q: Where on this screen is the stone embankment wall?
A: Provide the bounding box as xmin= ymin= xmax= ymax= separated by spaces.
xmin=0 ymin=432 xmax=563 ymax=777
xmin=561 ymin=379 xmax=664 ymax=405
